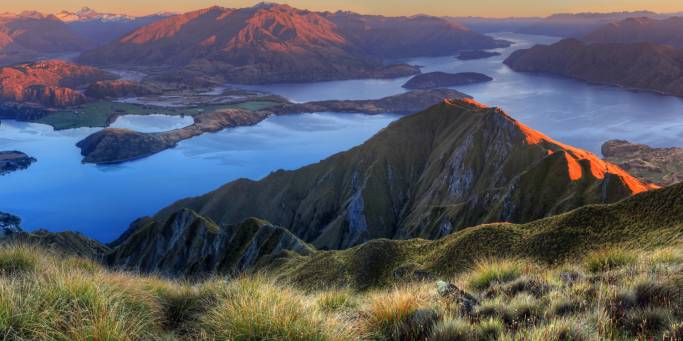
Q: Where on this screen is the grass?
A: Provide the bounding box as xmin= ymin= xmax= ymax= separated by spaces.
xmin=583 ymin=248 xmax=637 ymax=273
xmin=0 ymin=243 xmax=680 ymax=340
xmin=467 ymin=258 xmax=525 ymax=291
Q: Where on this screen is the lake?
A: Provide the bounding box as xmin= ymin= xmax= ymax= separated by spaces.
xmin=3 ymin=32 xmax=683 ymax=241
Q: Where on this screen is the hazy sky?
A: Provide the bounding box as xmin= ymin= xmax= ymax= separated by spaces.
xmin=5 ymin=0 xmax=683 ymax=18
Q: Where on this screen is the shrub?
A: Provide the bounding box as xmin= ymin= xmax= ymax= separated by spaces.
xmin=526 ymin=318 xmax=594 ymax=341
xmin=505 ymin=294 xmax=544 ymax=326
xmin=468 ymin=259 xmax=524 ymax=291
xmin=476 ymin=318 xmax=504 ymax=340
xmin=316 ymin=289 xmax=359 ymax=313
xmin=583 ymin=249 xmax=636 ymax=273
xmin=620 ymin=308 xmax=673 ymax=337
xmin=550 ymin=298 xmax=584 ymax=317
xmin=429 ymin=317 xmax=475 ymax=341
xmin=0 ymin=246 xmax=37 ymax=275
xmin=200 ymin=276 xmax=350 ymax=340
xmin=362 ymin=289 xmax=438 ymax=340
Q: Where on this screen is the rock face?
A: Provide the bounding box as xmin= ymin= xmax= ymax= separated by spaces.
xmin=0 ymin=151 xmax=36 ymax=175
xmin=77 ymin=109 xmax=269 ymax=164
xmin=107 ymin=209 xmax=313 ymax=278
xmin=456 ymin=50 xmax=501 ymax=60
xmin=504 ymin=38 xmax=683 ymax=97
xmin=155 ymin=99 xmax=655 ymax=250
xmin=402 ymin=72 xmax=492 ymax=90
xmin=602 ymin=140 xmax=683 ymax=186
xmin=78 ymin=4 xmax=506 ymax=84
xmin=271 ymin=89 xmax=470 ymax=115
xmin=84 ymin=80 xmax=161 ymax=99
xmin=585 ymin=17 xmax=683 ymax=47
xmin=0 ymin=60 xmax=115 ymax=107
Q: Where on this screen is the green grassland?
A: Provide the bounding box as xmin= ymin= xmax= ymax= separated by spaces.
xmin=0 ymin=242 xmax=680 ymax=340
xmin=35 ymin=100 xmax=283 ymax=130
xmin=1 ymin=184 xmax=682 ymax=339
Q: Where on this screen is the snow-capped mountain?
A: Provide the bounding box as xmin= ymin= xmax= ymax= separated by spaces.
xmin=56 ymin=7 xmax=135 ymax=22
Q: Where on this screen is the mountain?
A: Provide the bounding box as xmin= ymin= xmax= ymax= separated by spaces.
xmin=602 ymin=139 xmax=683 ymax=186
xmin=154 ymin=99 xmax=655 ymax=250
xmin=55 ymin=7 xmax=135 ymax=23
xmin=322 ymin=11 xmax=508 ymax=58
xmin=503 ymin=39 xmax=683 ymax=97
xmin=274 ymin=181 xmax=683 ymax=289
xmin=452 ymin=11 xmax=663 ymax=37
xmin=56 ymin=8 xmax=172 ymax=46
xmin=77 ymin=5 xmax=505 ymax=84
xmin=0 ymin=12 xmax=91 ymax=65
xmin=0 ymin=60 xmax=115 ymax=107
xmin=106 ymin=209 xmax=313 ymax=278
xmin=584 ymin=16 xmax=683 ymax=47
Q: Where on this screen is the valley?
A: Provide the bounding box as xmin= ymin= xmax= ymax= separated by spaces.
xmin=1 ymin=3 xmax=683 ymax=340
xmin=3 ymin=33 xmax=683 ymax=241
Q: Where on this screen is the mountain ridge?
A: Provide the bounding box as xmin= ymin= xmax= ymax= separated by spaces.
xmin=154 ymin=99 xmax=654 ymax=250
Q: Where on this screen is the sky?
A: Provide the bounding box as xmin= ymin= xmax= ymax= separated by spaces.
xmin=4 ymin=0 xmax=683 ymax=18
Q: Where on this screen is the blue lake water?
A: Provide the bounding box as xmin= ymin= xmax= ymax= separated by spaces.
xmin=0 ymin=114 xmax=399 ymax=241
xmin=2 ymin=32 xmax=683 ymax=241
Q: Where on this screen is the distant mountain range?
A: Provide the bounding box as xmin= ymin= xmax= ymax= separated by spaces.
xmin=0 ymin=12 xmax=90 ymax=65
xmin=453 ymin=11 xmax=683 ymax=37
xmin=504 ymin=16 xmax=683 ymax=98
xmin=584 ymin=16 xmax=683 ymax=47
xmin=56 ymin=7 xmax=173 ymax=47
xmin=154 ymin=99 xmax=654 ymax=250
xmin=77 ymin=4 xmax=508 ymax=84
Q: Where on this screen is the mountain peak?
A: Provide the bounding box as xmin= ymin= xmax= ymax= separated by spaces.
xmin=156 ymin=100 xmax=654 ymax=249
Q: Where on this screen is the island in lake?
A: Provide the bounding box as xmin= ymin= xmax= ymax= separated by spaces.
xmin=0 ymin=151 xmax=36 ymax=175
xmin=402 ymin=72 xmax=493 ymax=89
xmin=77 ymin=89 xmax=470 ymax=164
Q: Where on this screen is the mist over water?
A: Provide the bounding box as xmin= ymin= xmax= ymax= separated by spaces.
xmin=3 ymin=33 xmax=683 ymax=241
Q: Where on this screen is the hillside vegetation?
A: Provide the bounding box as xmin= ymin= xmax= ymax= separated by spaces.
xmin=0 ymin=242 xmax=680 ymax=340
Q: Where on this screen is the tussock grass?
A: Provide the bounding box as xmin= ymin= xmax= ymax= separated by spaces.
xmin=467 ymin=258 xmax=527 ymax=291
xmin=0 ymin=243 xmax=680 ymax=340
xmin=583 ymin=248 xmax=637 ymax=273
xmin=0 ymin=244 xmax=37 ymax=275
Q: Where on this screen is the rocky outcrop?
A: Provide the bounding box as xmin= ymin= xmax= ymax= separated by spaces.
xmin=78 ymin=5 xmax=505 ymax=84
xmin=0 ymin=212 xmax=110 ymax=259
xmin=107 ymin=209 xmax=313 ymax=278
xmin=84 ymin=80 xmax=161 ymax=99
xmin=155 ymin=99 xmax=655 ymax=250
xmin=402 ymin=72 xmax=492 ymax=90
xmin=0 ymin=212 xmax=22 ymax=237
xmin=271 ymin=89 xmax=470 ymax=115
xmin=77 ymin=109 xmax=269 ymax=164
xmin=456 ymin=50 xmax=501 ymax=60
xmin=0 ymin=150 xmax=36 ymax=175
xmin=0 ymin=60 xmax=116 ymax=107
xmin=503 ymin=39 xmax=683 ymax=97
xmin=602 ymin=139 xmax=683 ymax=186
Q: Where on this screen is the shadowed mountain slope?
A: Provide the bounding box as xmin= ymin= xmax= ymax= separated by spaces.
xmin=106 ymin=209 xmax=313 ymax=278
xmin=504 ymin=38 xmax=683 ymax=98
xmin=155 ymin=99 xmax=654 ymax=250
xmin=273 ymin=182 xmax=683 ymax=289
